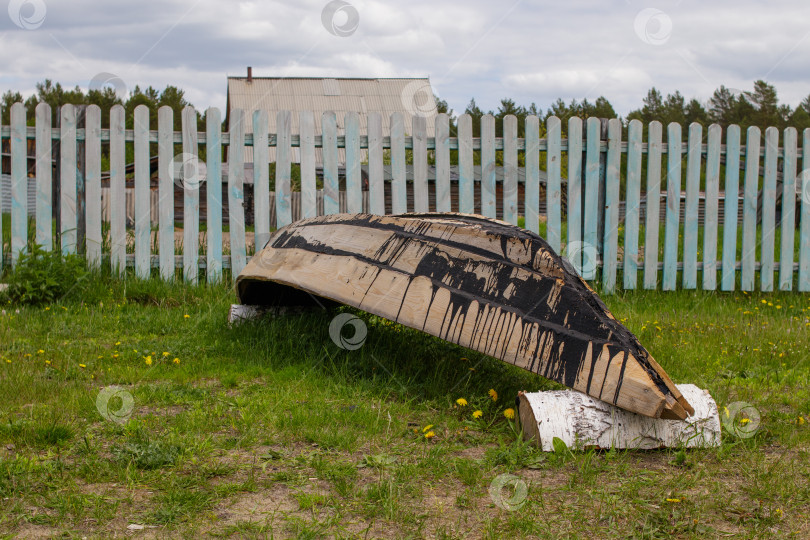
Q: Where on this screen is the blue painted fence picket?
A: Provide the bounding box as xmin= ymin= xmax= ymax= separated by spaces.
xmin=1 ymin=103 xmax=808 ymax=294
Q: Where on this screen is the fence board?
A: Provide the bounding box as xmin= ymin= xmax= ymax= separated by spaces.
xmin=367 ymin=112 xmax=384 ymax=214
xmin=801 ymin=128 xmax=810 ymax=291
xmin=110 ymin=105 xmax=126 ymax=273
xmin=11 ymin=103 xmax=26 ymax=264
xmin=602 ymin=118 xmax=621 ymax=292
xmin=583 ymin=117 xmax=601 ymax=281
xmin=35 ymin=103 xmax=52 ymax=251
xmin=435 ymin=113 xmax=451 ymax=212
xmin=524 ymin=115 xmax=540 ymax=235
xmin=413 ymin=115 xmax=428 ymax=212
xmin=643 ymin=122 xmax=663 ymax=289
xmin=741 ymin=127 xmax=761 ymax=291
xmin=134 ymin=105 xmax=150 ymax=279
xmin=322 ymin=111 xmax=339 ymax=215
xmin=206 ymin=107 xmax=223 ymax=283
xmin=663 ymin=123 xmax=682 ymax=291
xmin=60 ymin=105 xmax=77 ymax=256
xmin=682 ymin=123 xmax=702 ymax=289
xmin=624 ymin=119 xmax=642 ymax=289
xmin=344 ymin=111 xmax=362 ymax=214
xmin=390 ymin=112 xmax=406 ymax=213
xmin=228 ymin=108 xmax=246 ymax=277
xmin=503 ymin=115 xmax=519 ymax=225
xmin=253 ymin=110 xmax=269 ymax=247
xmin=85 ymin=105 xmax=102 ymax=269
xmin=481 ymin=114 xmax=496 ymax=218
xmin=779 ymin=127 xmax=797 ymax=290
xmin=182 ymin=107 xmax=201 ymax=282
xmin=760 ymin=127 xmax=778 ymax=291
xmin=702 ymin=124 xmax=721 ymax=290
xmin=158 ymin=106 xmax=174 ymax=280
xmin=458 ymin=114 xmax=474 ymax=215
xmin=721 ymin=125 xmax=741 ymax=291
xmin=545 ymin=116 xmax=561 ymax=247
xmin=276 ymin=110 xmax=293 ymax=225
xmin=567 ymin=117 xmax=582 ymax=258
xmin=299 ymin=111 xmax=317 ymax=219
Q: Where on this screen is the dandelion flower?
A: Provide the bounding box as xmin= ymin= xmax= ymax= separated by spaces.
xmin=472 ymin=410 xmax=483 ymax=419
xmin=422 ymin=424 xmax=434 ymax=433
xmin=184 ymin=314 xmax=190 ymax=319
xmin=799 ymin=416 xmax=806 ymax=425
xmin=115 ymin=341 xmax=121 ymax=346
xmin=37 ymin=349 xmax=44 ymax=354
xmin=775 ymin=508 xmax=783 ymax=518
xmin=163 ymin=352 xmax=170 ymax=357
xmin=173 ymin=358 xmax=180 ymax=364
xmin=45 ymin=360 xmax=51 ymax=365
xmin=456 ymin=398 xmax=468 ymax=407
xmin=144 ymin=356 xmax=153 ymax=366
xmin=503 ymin=408 xmax=515 ymax=419
xmin=424 ymin=431 xmax=435 ymax=439
xmin=488 ymin=389 xmax=498 ymax=402
xmin=666 ymin=498 xmax=681 ymax=503
xmin=79 ymin=363 xmax=86 ymax=368
xmin=740 ymin=418 xmax=750 ymax=425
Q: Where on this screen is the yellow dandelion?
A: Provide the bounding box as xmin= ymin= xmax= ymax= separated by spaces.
xmin=144 ymin=356 xmax=152 ymax=366
xmin=45 ymin=307 xmax=50 ymax=311
xmin=45 ymin=360 xmax=51 ymax=365
xmin=472 ymin=410 xmax=483 ymax=419
xmin=761 ymin=299 xmax=767 ymax=304
xmin=503 ymin=408 xmax=515 ymax=419
xmin=115 ymin=341 xmax=121 ymax=346
xmin=5 ymin=359 xmax=10 ymax=364
xmin=666 ymin=498 xmax=681 ymax=503
xmin=79 ymin=363 xmax=86 ymax=368
xmin=799 ymin=416 xmax=806 ymax=425
xmin=775 ymin=508 xmax=783 ymax=518
xmin=162 ymin=352 xmax=170 ymax=357
xmin=456 ymin=398 xmax=468 ymax=407
xmin=740 ymin=418 xmax=750 ymax=425
xmin=113 ymin=354 xmax=119 ymax=358
xmin=488 ymin=389 xmax=498 ymax=402
xmin=422 ymin=424 xmax=434 ymax=433
xmin=37 ymin=349 xmax=44 ymax=354
xmin=173 ymin=358 xmax=180 ymax=364
xmin=184 ymin=314 xmax=190 ymax=319
xmin=424 ymin=431 xmax=435 ymax=439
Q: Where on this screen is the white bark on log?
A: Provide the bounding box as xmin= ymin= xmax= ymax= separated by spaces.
xmin=518 ymin=384 xmax=720 ymax=451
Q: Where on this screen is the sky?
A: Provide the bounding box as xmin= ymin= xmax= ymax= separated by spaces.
xmin=1 ymin=0 xmax=810 ymax=116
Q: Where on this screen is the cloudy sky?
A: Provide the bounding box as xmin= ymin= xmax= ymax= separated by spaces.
xmin=1 ymin=0 xmax=809 ymax=116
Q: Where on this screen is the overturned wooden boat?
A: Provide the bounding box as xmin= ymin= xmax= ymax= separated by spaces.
xmin=236 ymin=213 xmax=693 ymax=420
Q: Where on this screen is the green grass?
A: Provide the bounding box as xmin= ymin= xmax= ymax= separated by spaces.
xmin=0 ymin=271 xmax=809 ymax=538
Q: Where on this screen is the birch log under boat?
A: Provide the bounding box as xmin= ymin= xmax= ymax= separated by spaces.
xmin=235 ymin=213 xmax=693 ymax=420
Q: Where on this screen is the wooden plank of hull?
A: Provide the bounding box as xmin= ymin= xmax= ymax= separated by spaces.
xmin=236 ymin=213 xmax=693 ymax=420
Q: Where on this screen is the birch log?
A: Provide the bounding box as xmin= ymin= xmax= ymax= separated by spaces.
xmin=518 ymin=384 xmax=720 ymax=451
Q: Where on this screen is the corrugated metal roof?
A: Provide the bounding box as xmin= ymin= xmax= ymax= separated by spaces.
xmin=228 ymin=77 xmax=438 ymax=164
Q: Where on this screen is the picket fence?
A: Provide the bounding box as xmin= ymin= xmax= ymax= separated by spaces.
xmin=1 ymin=102 xmax=809 ymax=293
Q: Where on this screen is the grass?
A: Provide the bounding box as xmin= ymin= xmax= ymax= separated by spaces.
xmin=0 ymin=270 xmax=809 ymax=538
